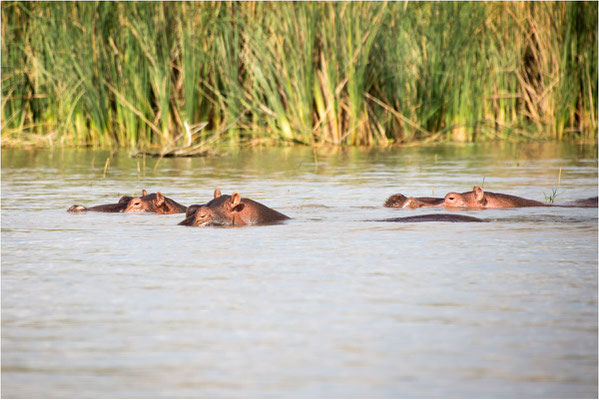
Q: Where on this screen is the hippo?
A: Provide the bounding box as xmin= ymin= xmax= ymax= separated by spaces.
xmin=442 ymin=186 xmax=545 ymax=209
xmin=179 ymin=189 xmax=290 ymax=227
xmin=561 ymin=196 xmax=598 ymax=208
xmin=384 ymin=193 xmax=444 ymax=209
xmin=67 ymin=195 xmax=132 ymax=213
xmin=68 ymin=190 xmax=187 ymax=214
xmin=443 ymin=186 xmax=598 ymax=209
xmin=374 ymin=213 xmax=484 ymax=223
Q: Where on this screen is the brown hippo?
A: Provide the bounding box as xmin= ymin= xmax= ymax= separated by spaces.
xmin=179 ymin=189 xmax=290 ymax=227
xmin=384 ymin=193 xmax=444 ymax=209
xmin=443 ymin=186 xmax=598 ymax=209
xmin=67 ymin=195 xmax=132 ymax=213
xmin=442 ymin=186 xmax=545 ymax=209
xmin=68 ymin=190 xmax=187 ymax=214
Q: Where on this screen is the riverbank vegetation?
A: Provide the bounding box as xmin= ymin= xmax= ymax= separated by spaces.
xmin=2 ymin=2 xmax=597 ymax=151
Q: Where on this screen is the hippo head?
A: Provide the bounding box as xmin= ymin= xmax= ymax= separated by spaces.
xmin=191 ymin=205 xmax=227 ymax=227
xmin=179 ymin=190 xmax=245 ymax=227
xmin=444 ymin=186 xmax=486 ymax=209
xmin=123 ymin=189 xmax=172 ymax=214
xmin=179 ymin=189 xmax=226 ymax=226
xmin=193 ymin=192 xmax=245 ymax=227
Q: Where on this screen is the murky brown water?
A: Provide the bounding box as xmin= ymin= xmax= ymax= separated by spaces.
xmin=2 ymin=143 xmax=597 ymax=398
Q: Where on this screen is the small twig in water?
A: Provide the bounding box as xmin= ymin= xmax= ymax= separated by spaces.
xmin=102 ymin=157 xmax=110 ymax=179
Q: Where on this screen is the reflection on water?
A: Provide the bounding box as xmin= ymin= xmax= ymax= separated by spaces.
xmin=2 ymin=143 xmax=597 ymax=398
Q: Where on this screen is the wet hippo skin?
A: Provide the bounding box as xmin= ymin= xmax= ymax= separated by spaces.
xmin=373 ymin=213 xmax=485 ymax=223
xmin=179 ymin=189 xmax=290 ymax=227
xmin=68 ymin=190 xmax=187 ymax=214
xmin=384 ymin=194 xmax=445 ymax=209
xmin=443 ymin=186 xmax=598 ymax=209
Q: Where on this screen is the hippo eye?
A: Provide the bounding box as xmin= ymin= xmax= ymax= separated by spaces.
xmin=448 ymin=196 xmax=455 ymax=201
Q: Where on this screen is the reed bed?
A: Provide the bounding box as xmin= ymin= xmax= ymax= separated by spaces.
xmin=2 ymin=2 xmax=597 ymax=151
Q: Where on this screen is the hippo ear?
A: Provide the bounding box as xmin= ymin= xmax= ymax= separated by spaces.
xmin=214 ymin=189 xmax=222 ymax=199
xmin=473 ymin=186 xmax=485 ymax=202
xmin=229 ymin=192 xmax=241 ymax=209
xmin=155 ymin=192 xmax=165 ymax=206
xmin=141 ymin=189 xmax=148 ymax=196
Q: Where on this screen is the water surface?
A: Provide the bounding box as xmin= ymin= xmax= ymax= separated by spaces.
xmin=2 ymin=143 xmax=597 ymax=398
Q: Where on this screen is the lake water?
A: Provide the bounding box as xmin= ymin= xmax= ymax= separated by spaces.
xmin=2 ymin=143 xmax=597 ymax=398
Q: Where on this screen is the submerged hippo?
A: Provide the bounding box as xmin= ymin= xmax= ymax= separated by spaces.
xmin=384 ymin=193 xmax=444 ymax=209
xmin=385 ymin=188 xmax=546 ymax=209
xmin=443 ymin=186 xmax=598 ymax=209
xmin=374 ymin=213 xmax=484 ymax=223
xmin=179 ymin=189 xmax=290 ymax=227
xmin=67 ymin=189 xmax=187 ymax=214
xmin=67 ymin=195 xmax=132 ymax=213
xmin=561 ymin=196 xmax=598 ymax=208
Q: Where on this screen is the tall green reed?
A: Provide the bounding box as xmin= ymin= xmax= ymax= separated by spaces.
xmin=1 ymin=1 xmax=596 ymax=150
